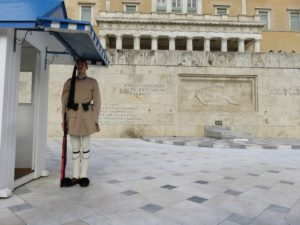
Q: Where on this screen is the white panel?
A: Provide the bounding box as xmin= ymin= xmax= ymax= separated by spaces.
xmin=0 ymin=29 xmax=21 ymax=196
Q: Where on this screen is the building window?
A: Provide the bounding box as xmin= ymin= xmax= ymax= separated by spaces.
xmin=215 ymin=6 xmax=229 ymax=15
xmin=290 ymin=12 xmax=300 ymax=31
xmin=157 ymin=0 xmax=166 ymax=11
xmin=172 ymin=0 xmax=181 ymax=12
xmin=257 ymin=10 xmax=270 ymax=30
xmin=124 ymin=4 xmax=138 ymax=12
xmin=188 ymin=0 xmax=197 ymax=12
xmin=80 ymin=5 xmax=92 ymax=22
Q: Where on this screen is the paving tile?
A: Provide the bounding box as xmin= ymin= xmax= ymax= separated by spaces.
xmin=267 ymin=204 xmax=290 ymax=213
xmin=13 ymin=187 xmax=32 ymax=196
xmin=268 ymin=170 xmax=280 ymax=173
xmin=122 ymin=190 xmax=139 ymax=196
xmin=224 ymin=189 xmax=242 ymax=196
xmin=173 ymin=141 xmax=185 ymax=146
xmin=195 ymin=180 xmax=209 ymax=184
xmin=141 ymin=204 xmax=163 ymax=213
xmin=226 ymin=213 xmax=252 ymax=225
xmin=254 ymin=185 xmax=271 ymax=190
xmin=161 ymin=185 xmax=177 ymax=190
xmin=9 ymin=203 xmax=33 ymax=213
xmin=142 ymin=176 xmax=156 ymax=180
xmin=279 ymin=180 xmax=294 ymax=185
xmin=173 ymin=173 xmax=184 ymax=176
xmin=187 ymin=196 xmax=208 ymax=204
xmin=61 ymin=219 xmax=89 ymax=225
xmin=224 ymin=176 xmax=236 ymax=180
xmin=107 ymin=179 xmax=121 ymax=184
xmin=247 ymin=173 xmax=259 ymax=177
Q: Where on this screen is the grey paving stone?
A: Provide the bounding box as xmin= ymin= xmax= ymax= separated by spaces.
xmin=263 ymin=145 xmax=277 ymax=149
xmin=173 ymin=141 xmax=185 ymax=146
xmin=279 ymin=180 xmax=295 ymax=185
xmin=9 ymin=203 xmax=33 ymax=213
xmin=141 ymin=204 xmax=163 ymax=213
xmin=198 ymin=142 xmax=214 ymax=147
xmin=173 ymin=173 xmax=184 ymax=176
xmin=267 ymin=204 xmax=290 ymax=213
xmin=195 ymin=180 xmax=209 ymax=184
xmin=13 ymin=187 xmax=32 ymax=195
xmin=161 ymin=185 xmax=177 ymax=190
xmin=254 ymin=185 xmax=271 ymax=190
xmin=230 ymin=143 xmax=246 ymax=149
xmin=224 ymin=176 xmax=236 ymax=180
xmin=107 ymin=179 xmax=121 ymax=184
xmin=268 ymin=170 xmax=280 ymax=173
xmin=142 ymin=176 xmax=155 ymax=180
xmin=291 ymin=145 xmax=300 ymax=149
xmin=122 ymin=190 xmax=139 ymax=196
xmin=224 ymin=189 xmax=242 ymax=196
xmin=247 ymin=173 xmax=259 ymax=176
xmin=200 ymin=170 xmax=210 ymax=173
xmin=226 ymin=213 xmax=252 ymax=225
xmin=187 ymin=196 xmax=208 ymax=204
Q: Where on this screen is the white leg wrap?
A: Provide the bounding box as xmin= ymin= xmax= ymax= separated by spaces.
xmin=70 ymin=136 xmax=81 ymax=179
xmin=81 ymin=135 xmax=90 ymax=178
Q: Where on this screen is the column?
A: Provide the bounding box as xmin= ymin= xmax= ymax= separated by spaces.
xmin=186 ymin=37 xmax=193 ymax=51
xmin=254 ymin=39 xmax=261 ymax=53
xmin=197 ymin=0 xmax=202 ymax=14
xmin=133 ymin=35 xmax=140 ymax=50
xmin=242 ymin=0 xmax=247 ymax=15
xmin=238 ymin=38 xmax=245 ymax=53
xmin=169 ymin=35 xmax=176 ymax=50
xmin=151 ymin=35 xmax=158 ymax=50
xmin=99 ymin=35 xmax=106 ymax=49
xmin=106 ymin=0 xmax=111 ymax=11
xmin=204 ymin=37 xmax=210 ymax=52
xmin=166 ymin=0 xmax=172 ymax=12
xmin=116 ymin=34 xmax=122 ymax=50
xmin=152 ymin=0 xmax=157 ymax=12
xmin=182 ymin=0 xmax=188 ymax=13
xmin=221 ymin=38 xmax=228 ymax=52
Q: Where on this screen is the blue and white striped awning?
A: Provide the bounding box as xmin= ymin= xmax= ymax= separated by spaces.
xmin=37 ymin=17 xmax=109 ymax=66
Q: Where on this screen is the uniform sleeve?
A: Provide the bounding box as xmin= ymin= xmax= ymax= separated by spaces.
xmin=92 ymin=79 xmax=101 ymax=123
xmin=61 ymin=79 xmax=70 ymax=122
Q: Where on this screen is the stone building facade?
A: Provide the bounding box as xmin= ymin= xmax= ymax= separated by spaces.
xmin=48 ymin=50 xmax=300 ymax=138
xmin=47 ymin=0 xmax=300 ymax=138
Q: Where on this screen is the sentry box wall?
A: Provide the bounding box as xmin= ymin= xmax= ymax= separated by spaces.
xmin=0 ymin=0 xmax=109 ymax=197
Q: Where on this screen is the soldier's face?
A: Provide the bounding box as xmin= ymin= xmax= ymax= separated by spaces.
xmin=76 ymin=61 xmax=87 ymax=74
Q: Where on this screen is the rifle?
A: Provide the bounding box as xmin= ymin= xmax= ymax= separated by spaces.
xmin=60 ymin=65 xmax=77 ymax=187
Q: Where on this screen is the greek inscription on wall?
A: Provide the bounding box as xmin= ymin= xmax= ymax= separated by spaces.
xmin=120 ymin=83 xmax=166 ymax=96
xmin=179 ymin=75 xmax=257 ymax=112
xmin=269 ymin=87 xmax=300 ymax=96
xmin=100 ymin=104 xmax=141 ymax=124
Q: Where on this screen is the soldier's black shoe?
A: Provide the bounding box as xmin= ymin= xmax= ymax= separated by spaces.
xmin=60 ymin=178 xmax=78 ymax=187
xmin=79 ymin=177 xmax=90 ymax=187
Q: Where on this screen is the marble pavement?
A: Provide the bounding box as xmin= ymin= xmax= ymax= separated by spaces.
xmin=1 ymin=138 xmax=300 ymax=225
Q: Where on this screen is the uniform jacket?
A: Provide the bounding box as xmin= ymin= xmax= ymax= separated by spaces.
xmin=61 ymin=76 xmax=101 ymax=136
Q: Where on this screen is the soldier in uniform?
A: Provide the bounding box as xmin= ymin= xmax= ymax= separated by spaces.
xmin=61 ymin=59 xmax=101 ymax=187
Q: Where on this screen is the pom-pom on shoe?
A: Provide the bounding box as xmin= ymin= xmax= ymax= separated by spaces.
xmin=79 ymin=177 xmax=90 ymax=187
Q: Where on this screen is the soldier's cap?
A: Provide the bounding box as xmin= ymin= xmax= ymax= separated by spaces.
xmin=75 ymin=58 xmax=88 ymax=67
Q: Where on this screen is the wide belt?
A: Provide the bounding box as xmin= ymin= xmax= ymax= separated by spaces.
xmin=67 ymin=102 xmax=91 ymax=111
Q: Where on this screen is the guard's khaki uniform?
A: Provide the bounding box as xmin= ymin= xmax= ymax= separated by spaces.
xmin=61 ymin=77 xmax=101 ymax=136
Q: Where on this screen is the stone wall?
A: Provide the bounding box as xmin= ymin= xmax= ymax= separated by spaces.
xmin=48 ymin=50 xmax=300 ymax=138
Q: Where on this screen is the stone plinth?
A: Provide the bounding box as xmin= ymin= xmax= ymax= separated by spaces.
xmin=204 ymin=126 xmax=252 ymax=139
